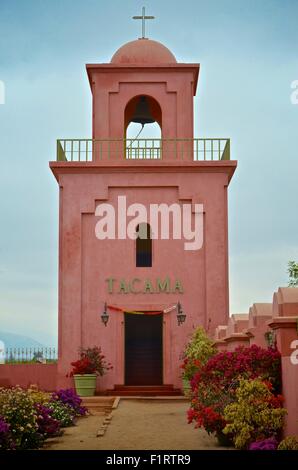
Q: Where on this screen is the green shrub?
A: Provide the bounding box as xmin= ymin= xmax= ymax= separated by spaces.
xmin=27 ymin=386 xmax=50 ymax=404
xmin=0 ymin=387 xmax=41 ymax=449
xmin=184 ymin=327 xmax=216 ymax=362
xmin=223 ymin=378 xmax=287 ymax=449
xmin=278 ymin=436 xmax=298 ymax=450
xmin=0 ymin=387 xmax=87 ymax=450
xmin=181 ymin=327 xmax=216 ymax=381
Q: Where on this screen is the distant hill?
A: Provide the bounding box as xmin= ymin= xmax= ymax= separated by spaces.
xmin=0 ymin=331 xmax=46 ymax=350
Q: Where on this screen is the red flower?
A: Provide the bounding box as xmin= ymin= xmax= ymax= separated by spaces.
xmin=187 ymin=344 xmax=282 ymax=435
xmin=262 ymin=380 xmax=273 ymax=391
xmin=70 ymin=357 xmax=96 ymax=376
xmin=68 ymin=346 xmax=113 ymax=377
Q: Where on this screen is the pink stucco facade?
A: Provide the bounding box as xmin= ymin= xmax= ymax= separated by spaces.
xmin=247 ymin=303 xmax=272 ymax=348
xmin=50 ymin=38 xmax=236 ymax=390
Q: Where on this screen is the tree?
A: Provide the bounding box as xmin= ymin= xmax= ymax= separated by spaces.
xmin=288 ymin=261 xmax=298 ymax=287
xmin=32 ymin=351 xmax=44 ymax=362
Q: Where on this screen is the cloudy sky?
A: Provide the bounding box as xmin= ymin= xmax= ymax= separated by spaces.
xmin=0 ymin=0 xmax=297 ymax=346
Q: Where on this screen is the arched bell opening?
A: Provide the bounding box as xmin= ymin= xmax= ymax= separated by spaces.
xmin=124 ymin=95 xmax=162 ymax=159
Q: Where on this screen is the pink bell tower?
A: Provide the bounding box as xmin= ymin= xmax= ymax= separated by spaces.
xmin=51 ymin=29 xmax=237 ymax=391
xmin=87 ymin=38 xmax=198 ymax=151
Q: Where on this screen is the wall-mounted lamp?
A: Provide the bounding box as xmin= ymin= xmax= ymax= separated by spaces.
xmin=101 ymin=302 xmax=109 ymax=327
xmin=177 ymin=301 xmax=186 ymax=326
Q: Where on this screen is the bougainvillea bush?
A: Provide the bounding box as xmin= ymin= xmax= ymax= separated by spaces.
xmin=35 ymin=403 xmax=62 ymax=438
xmin=277 ymin=436 xmax=298 ymax=450
xmin=27 ymin=386 xmax=50 ymax=404
xmin=0 ymin=386 xmax=42 ymax=449
xmin=0 ymin=416 xmax=15 ymax=450
xmin=0 ymin=386 xmax=87 ymax=450
xmin=51 ymin=389 xmax=87 ymax=416
xmin=187 ymin=345 xmax=281 ymax=436
xmin=223 ymin=379 xmax=286 ymax=449
xmin=45 ymin=401 xmax=76 ymax=427
xmin=249 ymin=437 xmax=278 ymax=450
xmin=197 ymin=345 xmax=281 ymax=392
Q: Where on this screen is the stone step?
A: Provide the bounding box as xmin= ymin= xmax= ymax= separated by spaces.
xmin=106 ymin=388 xmax=182 ymax=397
xmin=81 ymin=396 xmax=119 ymax=412
xmin=114 ymin=384 xmax=175 ymax=391
xmin=107 ymin=385 xmax=182 ymax=397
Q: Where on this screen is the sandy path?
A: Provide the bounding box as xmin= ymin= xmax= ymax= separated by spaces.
xmin=45 ymin=399 xmax=226 ymax=450
xmin=43 ymin=414 xmax=105 ymax=450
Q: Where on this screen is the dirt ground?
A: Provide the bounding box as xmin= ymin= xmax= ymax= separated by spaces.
xmin=45 ymin=399 xmax=227 ymax=450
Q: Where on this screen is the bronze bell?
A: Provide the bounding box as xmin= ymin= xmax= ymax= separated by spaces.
xmin=131 ymin=96 xmax=155 ymax=125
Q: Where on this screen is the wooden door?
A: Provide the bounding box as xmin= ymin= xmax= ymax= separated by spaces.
xmin=125 ymin=313 xmax=163 ymax=385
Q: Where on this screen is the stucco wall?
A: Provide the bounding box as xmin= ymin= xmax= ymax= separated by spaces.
xmin=0 ymin=364 xmax=57 ymax=391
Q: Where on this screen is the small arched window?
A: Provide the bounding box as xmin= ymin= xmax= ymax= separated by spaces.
xmin=136 ymin=223 xmax=152 ymax=267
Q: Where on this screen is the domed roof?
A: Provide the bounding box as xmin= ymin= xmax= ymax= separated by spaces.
xmin=111 ymin=38 xmax=177 ymax=64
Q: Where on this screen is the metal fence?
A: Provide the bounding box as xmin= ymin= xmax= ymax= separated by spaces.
xmin=3 ymin=347 xmax=58 ymax=364
xmin=56 ymin=138 xmax=230 ymax=162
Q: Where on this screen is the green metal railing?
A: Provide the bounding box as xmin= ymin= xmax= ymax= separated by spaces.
xmin=56 ymin=138 xmax=230 ymax=162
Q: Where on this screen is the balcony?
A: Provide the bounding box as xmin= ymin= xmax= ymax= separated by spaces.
xmin=56 ymin=138 xmax=230 ymax=162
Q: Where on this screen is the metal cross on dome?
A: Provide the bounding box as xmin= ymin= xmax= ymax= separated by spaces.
xmin=133 ymin=6 xmax=155 ymax=39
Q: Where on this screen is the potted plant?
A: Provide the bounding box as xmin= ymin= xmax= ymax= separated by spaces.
xmin=69 ymin=347 xmax=112 ymax=397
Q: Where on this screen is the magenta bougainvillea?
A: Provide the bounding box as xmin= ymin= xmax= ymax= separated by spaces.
xmin=249 ymin=437 xmax=278 ymax=450
xmin=187 ymin=345 xmax=281 ymax=435
xmin=35 ymin=403 xmax=61 ymax=438
xmin=0 ymin=387 xmax=89 ymax=450
xmin=0 ymin=416 xmax=15 ymax=450
xmin=51 ymin=389 xmax=87 ymax=416
xmin=191 ymin=345 xmax=281 ymax=392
